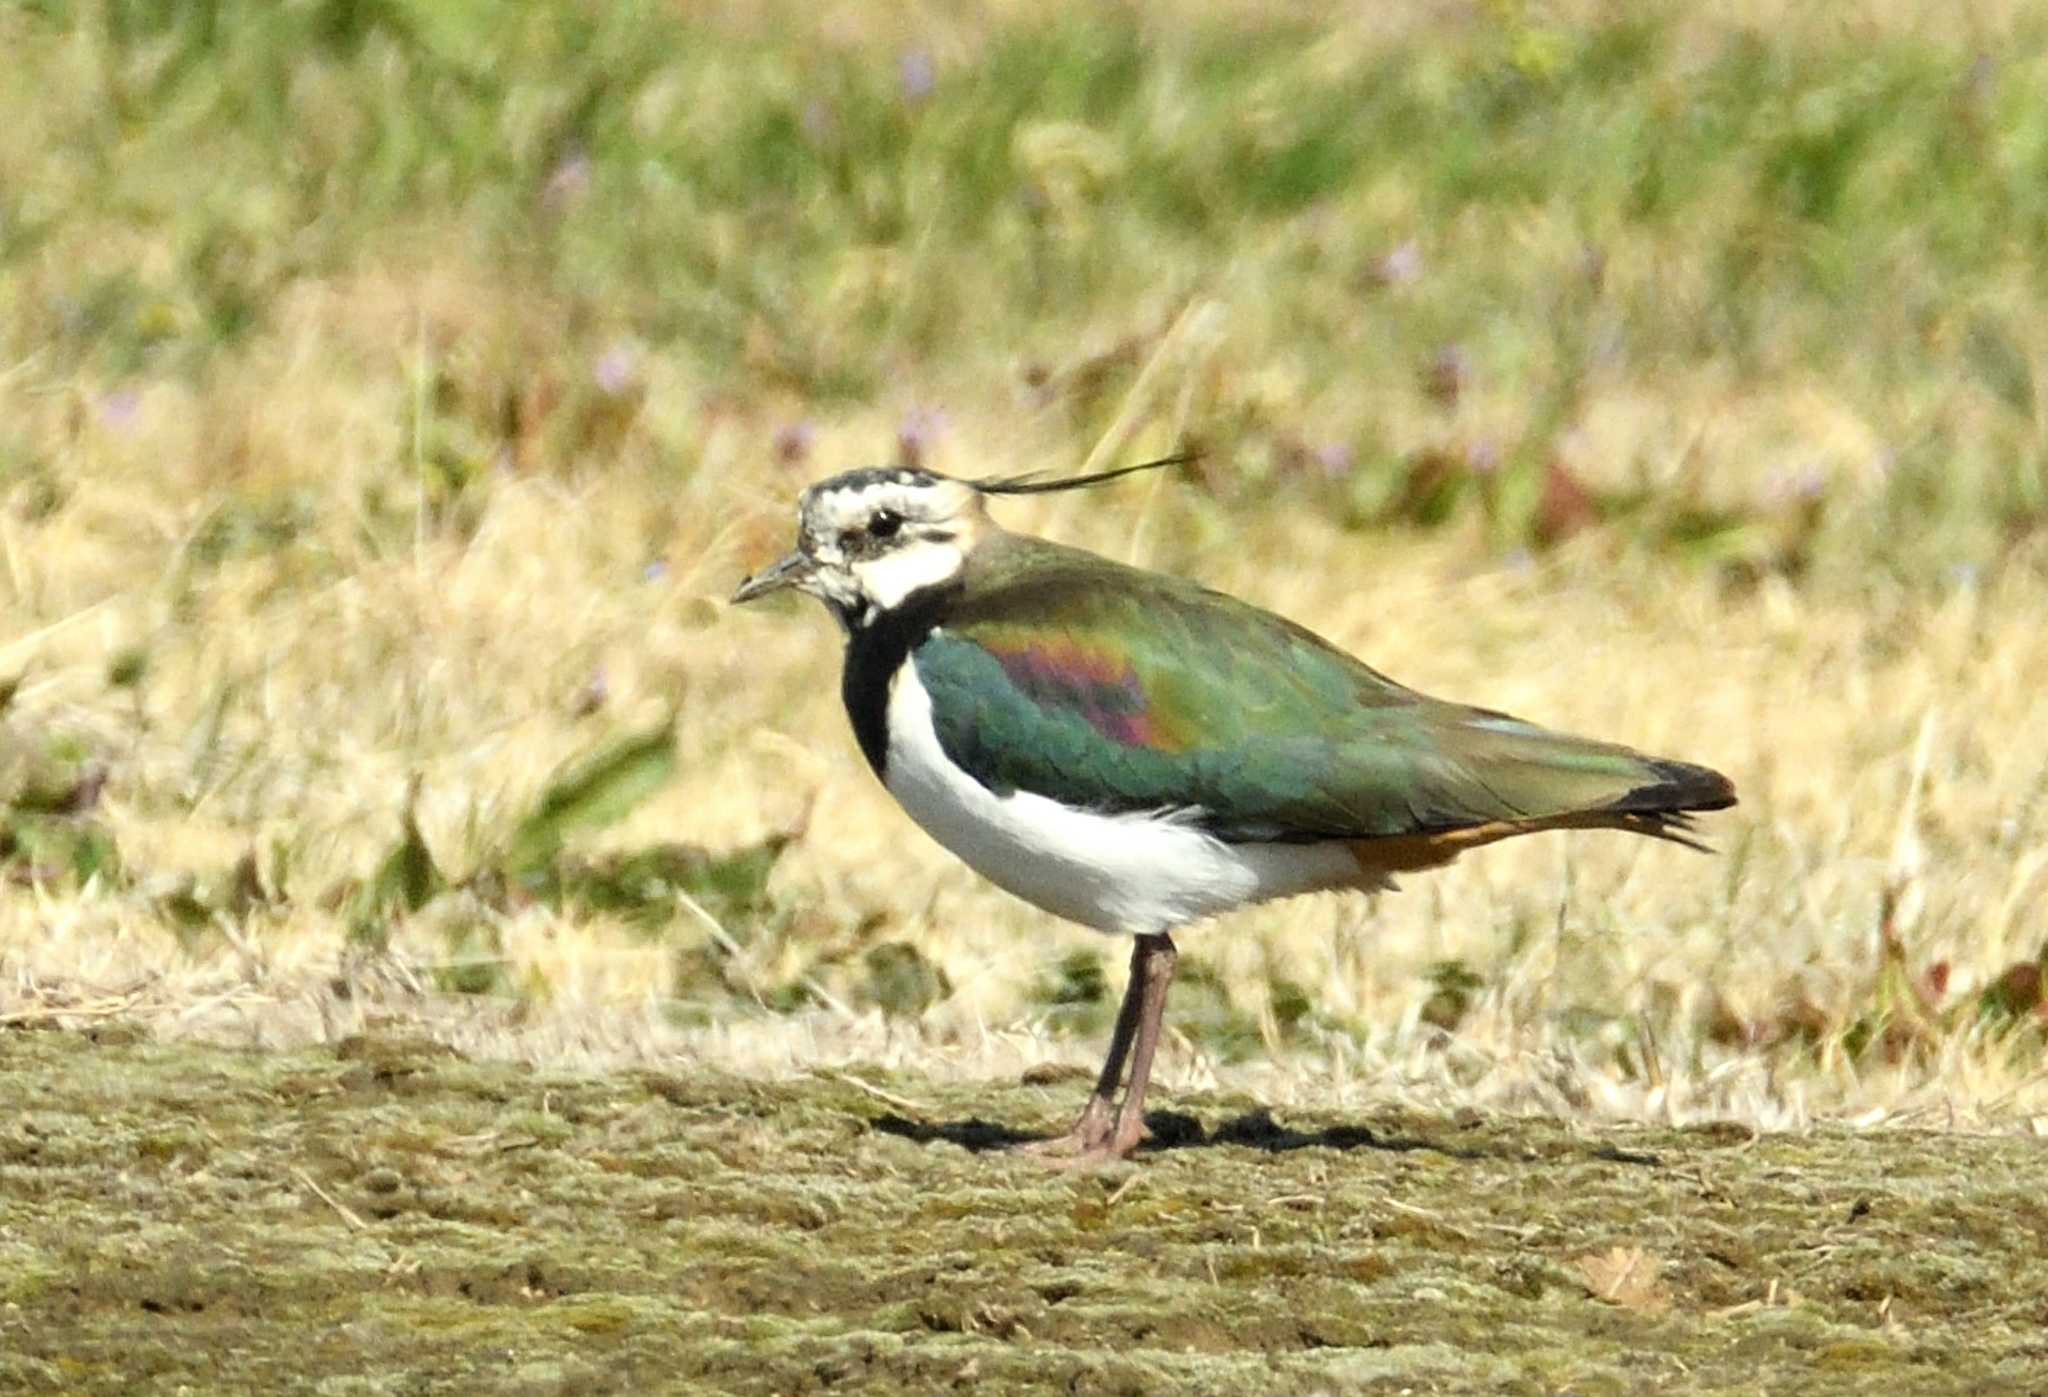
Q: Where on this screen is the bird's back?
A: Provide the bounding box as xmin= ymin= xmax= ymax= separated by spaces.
xmin=913 ymin=532 xmax=1733 ymax=854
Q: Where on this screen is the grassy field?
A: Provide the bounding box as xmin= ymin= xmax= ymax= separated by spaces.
xmin=6 ymin=0 xmax=2048 ymax=1111
xmin=5 ymin=1026 xmax=2046 ymax=1394
xmin=3 ymin=3 xmax=2048 ymax=1383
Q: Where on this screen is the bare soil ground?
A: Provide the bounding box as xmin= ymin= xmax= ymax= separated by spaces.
xmin=4 ymin=1025 xmax=2042 ymax=1396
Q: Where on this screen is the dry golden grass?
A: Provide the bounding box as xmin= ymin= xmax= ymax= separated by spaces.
xmin=4 ymin=261 xmax=2045 ymax=1132
xmin=5 ymin=1 xmax=2047 ymax=1136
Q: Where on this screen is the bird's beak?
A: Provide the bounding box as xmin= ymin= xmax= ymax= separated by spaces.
xmin=731 ymin=550 xmax=816 ymax=604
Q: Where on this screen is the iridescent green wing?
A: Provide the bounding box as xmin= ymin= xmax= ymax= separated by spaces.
xmin=915 ymin=536 xmax=1730 ymax=841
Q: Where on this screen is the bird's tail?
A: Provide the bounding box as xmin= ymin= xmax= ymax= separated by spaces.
xmin=1581 ymin=755 xmax=1738 ymax=851
xmin=1348 ymin=750 xmax=1737 ymax=877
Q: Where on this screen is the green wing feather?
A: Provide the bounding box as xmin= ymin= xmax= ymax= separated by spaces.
xmin=914 ymin=534 xmax=1734 ymax=844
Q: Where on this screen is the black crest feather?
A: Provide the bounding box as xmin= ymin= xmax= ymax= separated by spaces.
xmin=974 ymin=450 xmax=1199 ymax=497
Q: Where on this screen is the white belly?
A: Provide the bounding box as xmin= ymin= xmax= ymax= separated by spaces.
xmin=881 ymin=658 xmax=1364 ymax=936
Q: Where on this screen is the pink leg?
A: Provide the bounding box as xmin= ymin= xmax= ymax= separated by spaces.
xmin=1100 ymin=933 xmax=1178 ymax=1160
xmin=1017 ymin=933 xmax=1178 ymax=1167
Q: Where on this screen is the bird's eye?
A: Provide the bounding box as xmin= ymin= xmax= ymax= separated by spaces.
xmin=868 ymin=509 xmax=904 ymax=540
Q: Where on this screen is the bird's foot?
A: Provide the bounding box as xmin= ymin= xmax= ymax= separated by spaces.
xmin=1013 ymin=1095 xmax=1116 ymax=1160
xmin=1011 ymin=1097 xmax=1145 ymax=1170
xmin=1025 ymin=1139 xmax=1142 ymax=1172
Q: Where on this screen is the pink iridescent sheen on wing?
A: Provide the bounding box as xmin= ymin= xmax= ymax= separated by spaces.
xmin=983 ymin=634 xmax=1190 ymax=752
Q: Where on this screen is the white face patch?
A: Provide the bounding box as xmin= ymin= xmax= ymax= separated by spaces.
xmin=793 ymin=470 xmax=984 ymax=623
xmin=802 ymin=482 xmax=903 ymax=540
xmin=847 ymin=535 xmax=967 ymax=611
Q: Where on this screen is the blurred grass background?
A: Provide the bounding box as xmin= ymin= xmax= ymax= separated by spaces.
xmin=3 ymin=0 xmax=2046 ymax=1127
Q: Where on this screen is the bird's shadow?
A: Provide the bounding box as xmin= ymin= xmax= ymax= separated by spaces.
xmin=868 ymin=1106 xmax=1655 ymax=1165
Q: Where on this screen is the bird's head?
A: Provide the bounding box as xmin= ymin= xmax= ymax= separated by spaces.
xmin=732 ymin=454 xmax=1191 ymax=629
xmin=730 ymin=466 xmax=986 ymax=628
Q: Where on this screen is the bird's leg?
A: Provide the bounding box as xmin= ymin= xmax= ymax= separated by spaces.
xmin=1100 ymin=932 xmax=1178 ymax=1161
xmin=1017 ymin=933 xmax=1178 ymax=1167
xmin=1016 ymin=933 xmax=1161 ymax=1158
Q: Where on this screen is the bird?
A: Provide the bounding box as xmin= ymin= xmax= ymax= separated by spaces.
xmin=732 ymin=456 xmax=1735 ymax=1167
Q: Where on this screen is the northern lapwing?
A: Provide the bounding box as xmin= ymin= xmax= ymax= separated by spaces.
xmin=733 ymin=458 xmax=1735 ymax=1167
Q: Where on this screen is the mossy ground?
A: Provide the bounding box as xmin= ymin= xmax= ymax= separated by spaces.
xmin=3 ymin=1026 xmax=2041 ymax=1395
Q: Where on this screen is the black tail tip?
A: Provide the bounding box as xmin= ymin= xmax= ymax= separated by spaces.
xmin=1640 ymin=758 xmax=1738 ymax=813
